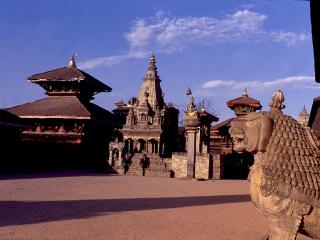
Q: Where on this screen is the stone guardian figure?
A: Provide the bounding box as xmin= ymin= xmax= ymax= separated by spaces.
xmin=229 ymin=90 xmax=320 ymax=240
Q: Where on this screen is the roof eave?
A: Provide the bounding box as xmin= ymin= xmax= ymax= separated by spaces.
xmin=18 ymin=115 xmax=91 ymax=120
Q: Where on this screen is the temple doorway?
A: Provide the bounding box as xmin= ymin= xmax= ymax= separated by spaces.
xmin=222 ymin=152 xmax=254 ymax=179
xmin=148 ymin=139 xmax=159 ymax=154
xmin=137 ymin=139 xmax=146 ymax=152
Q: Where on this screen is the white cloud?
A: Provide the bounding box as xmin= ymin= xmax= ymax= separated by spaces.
xmin=79 ymin=9 xmax=309 ymax=69
xmin=78 ymin=50 xmax=148 ymax=69
xmin=124 ymin=10 xmax=309 ymax=51
xmin=202 ymin=76 xmax=316 ymax=90
xmin=202 ymin=80 xmax=235 ymax=89
xmin=271 ymin=31 xmax=309 ymax=47
xmin=124 ymin=20 xmax=155 ymax=48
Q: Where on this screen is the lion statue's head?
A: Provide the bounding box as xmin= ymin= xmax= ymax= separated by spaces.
xmin=229 ymin=90 xmax=320 ymax=203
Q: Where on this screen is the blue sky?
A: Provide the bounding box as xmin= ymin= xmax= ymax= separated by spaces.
xmin=0 ymin=0 xmax=316 ymax=122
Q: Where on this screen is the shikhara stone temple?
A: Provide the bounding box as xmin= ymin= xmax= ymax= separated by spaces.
xmin=0 ymin=52 xmax=316 ymax=180
xmin=110 ymin=53 xmax=179 ymax=177
xmin=122 ymin=53 xmax=179 ymax=157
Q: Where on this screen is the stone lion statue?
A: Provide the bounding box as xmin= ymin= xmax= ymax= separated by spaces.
xmin=229 ymin=90 xmax=320 ymax=240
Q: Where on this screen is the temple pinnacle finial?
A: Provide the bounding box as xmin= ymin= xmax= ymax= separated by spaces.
xmin=269 ymin=89 xmax=285 ymax=112
xmin=68 ymin=54 xmax=76 ymax=68
xmin=299 ymin=105 xmax=309 ymax=117
xmin=186 ymin=87 xmax=192 ymax=96
xmin=303 ymin=105 xmax=307 ymax=111
xmin=150 ymin=52 xmax=156 ymax=65
xmin=242 ymin=88 xmax=248 ymax=97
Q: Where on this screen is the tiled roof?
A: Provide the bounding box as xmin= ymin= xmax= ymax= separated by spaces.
xmin=0 ymin=109 xmax=25 ymax=128
xmin=28 ymin=66 xmax=112 ymax=92
xmin=227 ymin=95 xmax=261 ymax=109
xmin=7 ymin=96 xmax=113 ymax=121
xmin=198 ymin=109 xmax=219 ymax=122
xmin=211 ymin=118 xmax=234 ymax=130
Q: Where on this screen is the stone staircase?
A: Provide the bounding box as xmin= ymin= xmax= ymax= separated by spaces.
xmin=126 ymin=153 xmax=172 ymax=177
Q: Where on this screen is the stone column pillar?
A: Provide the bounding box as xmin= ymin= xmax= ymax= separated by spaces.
xmin=118 ymin=142 xmax=124 ymax=167
xmin=118 ymin=150 xmax=122 ymax=167
xmin=146 ymin=140 xmax=149 ymax=154
xmin=108 ymin=150 xmax=113 ymax=166
xmin=108 ymin=142 xmax=114 ymax=166
xmin=186 ymin=128 xmax=198 ymax=178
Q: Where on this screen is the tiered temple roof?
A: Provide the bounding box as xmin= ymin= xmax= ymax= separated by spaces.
xmin=8 ymin=56 xmax=113 ymax=121
xmin=227 ymin=89 xmax=262 ymax=117
xmin=0 ymin=109 xmax=26 ymax=128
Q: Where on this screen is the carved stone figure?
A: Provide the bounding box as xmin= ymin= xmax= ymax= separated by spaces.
xmin=108 ymin=138 xmax=124 ymax=167
xmin=229 ymin=90 xmax=320 ymax=240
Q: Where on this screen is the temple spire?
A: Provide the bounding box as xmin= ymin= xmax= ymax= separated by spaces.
xmin=298 ymin=105 xmax=309 ymax=127
xmin=148 ymin=52 xmax=158 ymax=73
xmin=68 ymin=54 xmax=76 ymax=68
xmin=150 ymin=52 xmax=156 ymax=65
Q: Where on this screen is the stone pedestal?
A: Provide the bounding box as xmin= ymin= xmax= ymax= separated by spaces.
xmin=212 ymin=154 xmax=223 ymax=179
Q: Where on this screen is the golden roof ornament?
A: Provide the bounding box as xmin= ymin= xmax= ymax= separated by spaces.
xmin=68 ymin=54 xmax=76 ymax=68
xmin=242 ymin=88 xmax=248 ymax=97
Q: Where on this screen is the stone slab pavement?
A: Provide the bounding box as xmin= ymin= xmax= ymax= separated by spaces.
xmin=0 ymin=172 xmax=311 ymax=240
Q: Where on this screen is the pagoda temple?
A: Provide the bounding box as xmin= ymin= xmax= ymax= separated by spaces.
xmin=226 ymin=88 xmax=262 ymax=117
xmin=115 ymin=53 xmax=179 ymax=176
xmin=7 ymin=56 xmax=115 ymax=169
xmin=210 ymin=89 xmax=261 ymax=178
xmin=211 ymin=89 xmax=262 ymax=154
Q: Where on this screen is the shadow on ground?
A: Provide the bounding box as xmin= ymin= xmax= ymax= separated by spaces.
xmin=0 ymin=194 xmax=250 ymax=226
xmin=0 ymin=170 xmax=115 ymax=180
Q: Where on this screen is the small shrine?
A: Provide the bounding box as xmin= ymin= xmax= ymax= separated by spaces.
xmin=171 ymin=92 xmax=219 ymax=180
xmin=226 ymin=88 xmax=262 ymax=117
xmin=210 ymin=89 xmax=261 ymax=179
xmin=211 ymin=89 xmax=262 ymax=155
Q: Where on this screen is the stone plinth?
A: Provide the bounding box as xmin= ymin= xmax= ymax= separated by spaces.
xmin=194 ymin=153 xmax=211 ymax=179
xmin=171 ymin=152 xmax=188 ymax=178
xmin=212 ymin=154 xmax=223 ymax=180
xmin=171 ymin=152 xmax=218 ymax=180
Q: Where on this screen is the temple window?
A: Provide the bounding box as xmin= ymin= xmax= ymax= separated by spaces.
xmin=148 ymin=116 xmax=153 ymax=124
